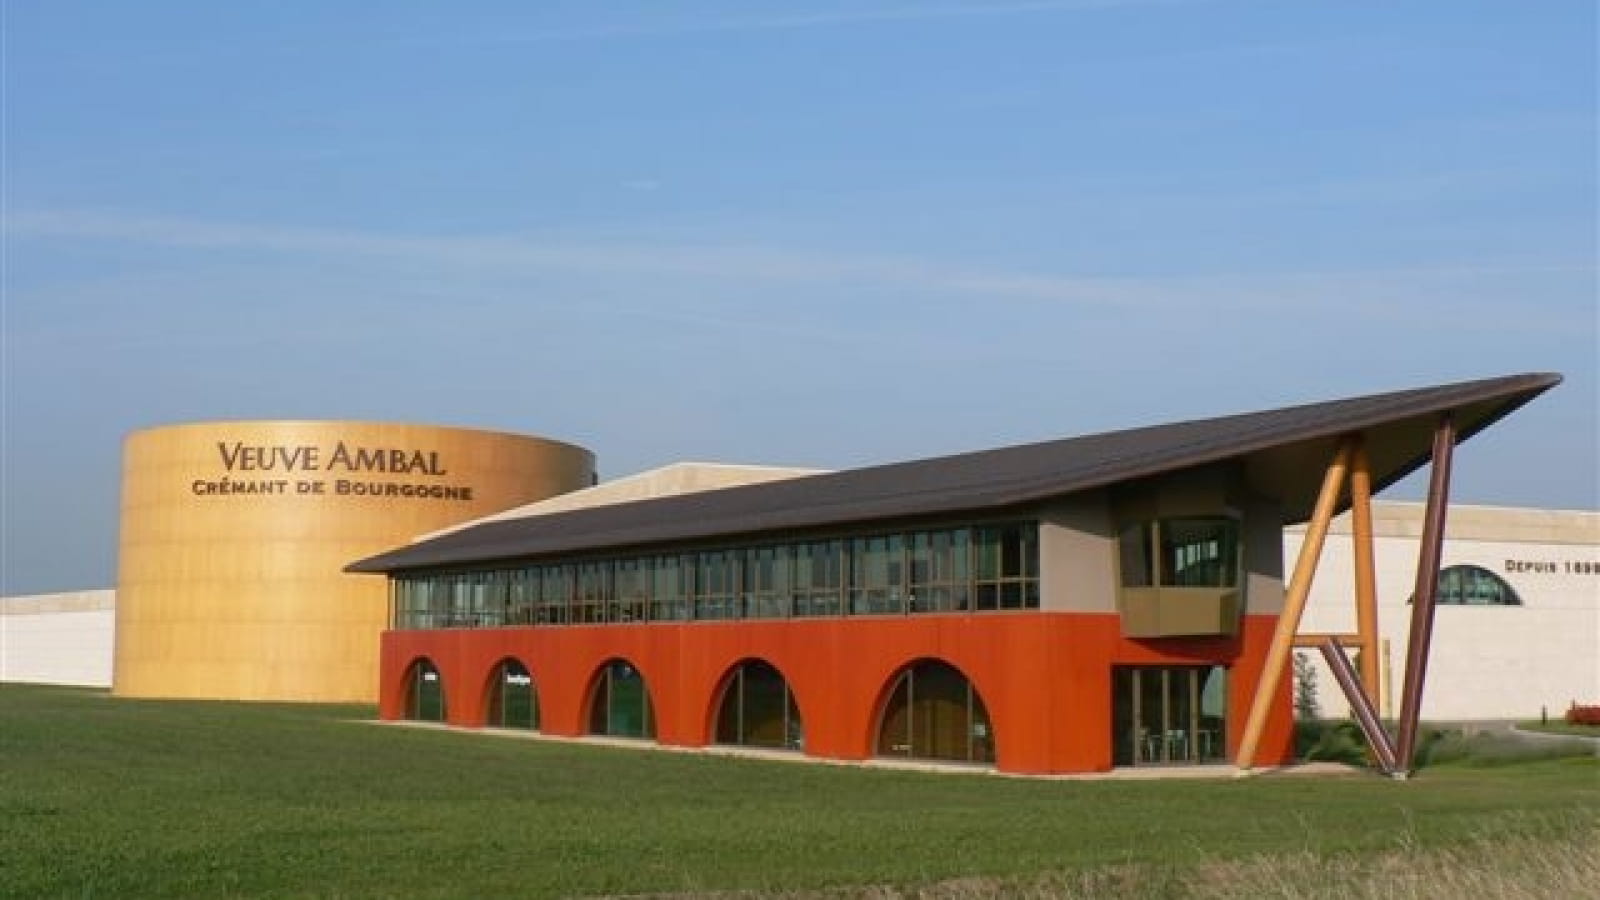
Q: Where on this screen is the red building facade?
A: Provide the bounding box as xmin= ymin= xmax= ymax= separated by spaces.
xmin=380 ymin=613 xmax=1292 ymax=773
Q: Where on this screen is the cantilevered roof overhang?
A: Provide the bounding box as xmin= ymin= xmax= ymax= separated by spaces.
xmin=347 ymin=372 xmax=1560 ymax=574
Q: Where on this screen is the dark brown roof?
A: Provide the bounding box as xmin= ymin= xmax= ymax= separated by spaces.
xmin=348 ymin=372 xmax=1560 ymax=573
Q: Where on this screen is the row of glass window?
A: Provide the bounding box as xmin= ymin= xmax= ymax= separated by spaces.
xmin=390 ymin=522 xmax=1040 ymax=629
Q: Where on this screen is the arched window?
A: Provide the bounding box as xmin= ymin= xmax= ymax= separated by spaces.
xmin=588 ymin=660 xmax=655 ymax=739
xmin=404 ymin=658 xmax=446 ymax=722
xmin=715 ymin=660 xmax=802 ymax=750
xmin=876 ymin=660 xmax=994 ymax=764
xmin=1433 ymin=565 xmax=1522 ymax=606
xmin=485 ymin=658 xmax=539 ymax=729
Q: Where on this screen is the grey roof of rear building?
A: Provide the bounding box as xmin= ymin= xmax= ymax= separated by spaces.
xmin=347 ymin=372 xmax=1561 ymax=574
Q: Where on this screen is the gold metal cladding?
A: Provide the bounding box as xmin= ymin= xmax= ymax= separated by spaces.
xmin=1235 ymin=437 xmax=1353 ymax=773
xmin=113 ymin=421 xmax=594 ymax=703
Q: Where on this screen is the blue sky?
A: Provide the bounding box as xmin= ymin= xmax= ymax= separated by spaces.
xmin=3 ymin=1 xmax=1595 ymax=593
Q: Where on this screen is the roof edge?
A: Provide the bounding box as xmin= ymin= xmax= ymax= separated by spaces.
xmin=346 ymin=372 xmax=1562 ymax=573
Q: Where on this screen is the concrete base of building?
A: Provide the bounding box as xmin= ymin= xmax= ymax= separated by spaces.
xmin=373 ymin=718 xmax=1348 ymax=780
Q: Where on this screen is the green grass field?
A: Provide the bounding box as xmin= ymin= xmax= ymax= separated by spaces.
xmin=2 ymin=685 xmax=1595 ymax=899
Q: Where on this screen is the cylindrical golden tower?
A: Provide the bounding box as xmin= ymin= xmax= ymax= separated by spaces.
xmin=114 ymin=421 xmax=594 ymax=703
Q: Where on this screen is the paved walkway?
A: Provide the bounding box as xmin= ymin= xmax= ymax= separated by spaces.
xmin=374 ymin=720 xmax=1365 ymax=780
xmin=1508 ymin=724 xmax=1600 ymax=746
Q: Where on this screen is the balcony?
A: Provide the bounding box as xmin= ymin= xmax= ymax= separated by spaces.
xmin=1119 ymin=587 xmax=1240 ymax=638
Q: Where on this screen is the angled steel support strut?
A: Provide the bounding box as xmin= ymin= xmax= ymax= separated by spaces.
xmin=1318 ymin=637 xmax=1399 ymax=773
xmin=1394 ymin=414 xmax=1457 ymax=772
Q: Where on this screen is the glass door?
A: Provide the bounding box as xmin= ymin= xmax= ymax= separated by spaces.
xmin=1112 ymin=665 xmax=1228 ymax=765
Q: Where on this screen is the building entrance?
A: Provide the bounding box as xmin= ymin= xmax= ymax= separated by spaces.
xmin=405 ymin=659 xmax=446 ymax=722
xmin=1111 ymin=665 xmax=1228 ymax=766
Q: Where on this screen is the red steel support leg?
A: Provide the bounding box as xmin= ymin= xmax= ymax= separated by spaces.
xmin=1319 ymin=637 xmax=1399 ymax=773
xmin=1393 ymin=414 xmax=1456 ymax=773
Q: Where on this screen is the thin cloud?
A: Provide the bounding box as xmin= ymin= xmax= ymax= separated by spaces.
xmin=420 ymin=1 xmax=1192 ymax=46
xmin=0 ymin=208 xmax=1250 ymax=312
xmin=7 ymin=208 xmax=1592 ymax=332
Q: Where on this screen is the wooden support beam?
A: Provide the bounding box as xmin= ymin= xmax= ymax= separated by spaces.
xmin=1350 ymin=439 xmax=1382 ymax=697
xmin=1382 ymin=638 xmax=1394 ymax=718
xmin=1293 ymin=632 xmax=1362 ymax=647
xmin=1235 ymin=438 xmax=1353 ymax=773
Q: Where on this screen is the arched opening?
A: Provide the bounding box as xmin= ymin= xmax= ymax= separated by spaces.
xmin=404 ymin=658 xmax=447 ymax=722
xmin=714 ymin=660 xmax=802 ymax=750
xmin=875 ymin=660 xmax=994 ymax=764
xmin=587 ymin=659 xmax=655 ymax=739
xmin=485 ymin=658 xmax=539 ymax=729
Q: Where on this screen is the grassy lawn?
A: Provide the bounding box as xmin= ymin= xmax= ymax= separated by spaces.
xmin=3 ymin=685 xmax=1596 ymax=899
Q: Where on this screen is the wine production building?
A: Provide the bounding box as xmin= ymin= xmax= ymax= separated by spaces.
xmin=347 ymin=373 xmax=1564 ymax=774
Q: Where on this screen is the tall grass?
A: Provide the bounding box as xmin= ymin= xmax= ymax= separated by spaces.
xmin=650 ymin=817 xmax=1599 ymax=898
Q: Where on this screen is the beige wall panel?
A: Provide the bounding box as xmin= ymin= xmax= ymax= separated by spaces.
xmin=115 ymin=421 xmax=594 ymax=703
xmin=1242 ymin=495 xmax=1287 ymax=615
xmin=1038 ymin=492 xmax=1119 ymax=613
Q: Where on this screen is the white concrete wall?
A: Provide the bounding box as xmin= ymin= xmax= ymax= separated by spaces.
xmin=420 ymin=462 xmax=827 ymax=540
xmin=1291 ymin=504 xmax=1599 ymax=721
xmin=0 ymin=590 xmax=115 ymax=687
